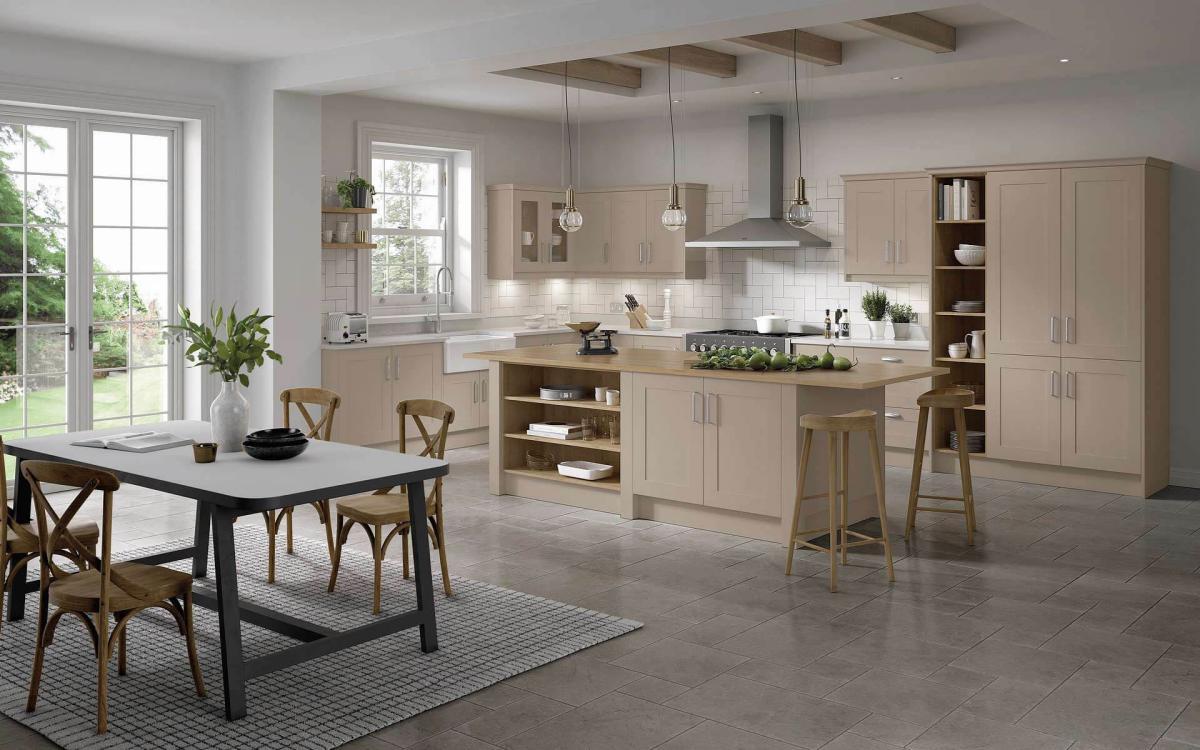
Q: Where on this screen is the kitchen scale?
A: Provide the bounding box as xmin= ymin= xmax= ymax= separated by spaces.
xmin=565 ymin=321 xmax=618 ymax=356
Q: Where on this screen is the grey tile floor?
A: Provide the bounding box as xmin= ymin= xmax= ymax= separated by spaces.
xmin=5 ymin=445 xmax=1200 ymax=750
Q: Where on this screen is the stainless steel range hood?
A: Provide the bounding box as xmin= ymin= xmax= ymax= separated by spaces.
xmin=686 ymin=114 xmax=830 ymax=249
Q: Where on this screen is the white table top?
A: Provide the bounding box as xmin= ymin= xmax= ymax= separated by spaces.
xmin=5 ymin=420 xmax=447 ymax=511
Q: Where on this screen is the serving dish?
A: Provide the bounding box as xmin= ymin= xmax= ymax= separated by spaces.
xmin=557 ymin=460 xmax=615 ymax=481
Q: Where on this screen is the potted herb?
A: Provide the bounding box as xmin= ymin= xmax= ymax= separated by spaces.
xmin=889 ymin=303 xmax=916 ymax=340
xmin=861 ymin=290 xmax=889 ymax=339
xmin=166 ymin=305 xmax=283 ymax=452
xmin=337 ymin=175 xmax=375 ymax=209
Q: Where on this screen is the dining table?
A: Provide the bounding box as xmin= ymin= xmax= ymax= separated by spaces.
xmin=4 ymin=420 xmax=449 ymax=720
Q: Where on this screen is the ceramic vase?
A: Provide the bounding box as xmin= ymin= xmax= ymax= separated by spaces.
xmin=210 ymin=381 xmax=249 ymax=453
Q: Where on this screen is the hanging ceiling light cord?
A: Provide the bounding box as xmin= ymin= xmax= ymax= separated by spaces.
xmin=667 ymin=47 xmax=677 ymax=186
xmin=785 ymin=29 xmax=814 ymax=228
xmin=793 ymin=29 xmax=802 ymax=182
xmin=557 ymin=63 xmax=583 ymax=232
xmin=563 ymin=64 xmax=573 ymax=187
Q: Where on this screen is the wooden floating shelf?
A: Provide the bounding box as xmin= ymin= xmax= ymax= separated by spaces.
xmin=505 ymin=432 xmax=620 ymax=453
xmin=935 ymin=357 xmax=986 ymax=365
xmin=322 ymin=242 xmax=377 ymax=250
xmin=935 ymin=265 xmax=986 ymax=270
xmin=505 ymin=467 xmax=620 ymax=492
xmin=321 ymin=207 xmax=376 ymax=214
xmin=935 ymin=219 xmax=985 ymax=224
xmin=936 ymin=311 xmax=986 ymax=317
xmin=965 ymin=403 xmax=986 ymax=412
xmin=506 ymin=395 xmax=620 ymax=412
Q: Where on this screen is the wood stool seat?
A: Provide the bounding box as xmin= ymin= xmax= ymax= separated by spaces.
xmin=905 ymin=387 xmax=978 ymax=544
xmin=47 ymin=563 xmax=191 ymax=612
xmin=785 ymin=410 xmax=896 ymax=593
xmin=336 ymin=492 xmax=437 ymax=526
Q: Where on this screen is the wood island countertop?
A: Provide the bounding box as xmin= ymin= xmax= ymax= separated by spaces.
xmin=465 ymin=344 xmax=946 ymax=390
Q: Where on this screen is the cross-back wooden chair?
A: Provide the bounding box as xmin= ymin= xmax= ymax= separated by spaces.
xmin=259 ymin=387 xmax=341 ymax=583
xmin=328 ymin=399 xmax=454 ymax=613
xmin=22 ymin=460 xmax=204 ymax=734
xmin=0 ymin=437 xmax=100 ymax=635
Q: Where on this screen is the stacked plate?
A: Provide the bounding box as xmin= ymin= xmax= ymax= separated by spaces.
xmin=948 ymin=430 xmax=986 ymax=453
xmin=951 ymin=300 xmax=984 ymax=313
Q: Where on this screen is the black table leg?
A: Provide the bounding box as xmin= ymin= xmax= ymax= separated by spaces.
xmin=192 ymin=501 xmax=211 ymax=578
xmin=211 ymin=506 xmax=247 ymax=720
xmin=7 ymin=458 xmax=31 ymax=622
xmin=405 ymin=480 xmax=438 ymax=653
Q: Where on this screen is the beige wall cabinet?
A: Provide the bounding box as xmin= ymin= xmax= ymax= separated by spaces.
xmin=631 ymin=373 xmax=784 ymax=517
xmin=322 ymin=342 xmax=442 ymax=445
xmin=985 ymin=353 xmax=1062 ymax=466
xmin=1061 ymin=358 xmax=1142 ymax=474
xmin=442 ymin=370 xmax=488 ymax=433
xmin=844 ymin=174 xmax=931 ymax=277
xmin=488 ymin=184 xmax=706 ymax=279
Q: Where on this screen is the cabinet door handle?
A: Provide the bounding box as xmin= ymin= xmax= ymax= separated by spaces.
xmin=706 ymin=393 xmax=718 ymax=425
xmin=1065 ymin=315 xmax=1075 ymax=344
xmin=692 ymin=392 xmax=703 ymax=423
xmin=1066 ymin=371 xmax=1075 ymax=399
xmin=639 ymin=242 xmax=645 ymax=264
xmin=883 ymin=240 xmax=890 ymax=263
xmin=1049 ymin=315 xmax=1059 ymax=344
xmin=884 ymin=412 xmax=902 ymax=420
xmin=647 ymin=241 xmax=653 ymax=264
xmin=482 ymin=376 xmax=488 ymax=402
xmin=896 ymin=239 xmax=904 ymax=264
xmin=472 ymin=381 xmax=478 ymax=403
xmin=603 ymin=242 xmax=609 ymax=264
xmin=384 ymin=355 xmax=392 ymax=381
xmin=1049 ymin=370 xmax=1060 ymax=398
xmin=881 ymin=356 xmax=902 ymax=363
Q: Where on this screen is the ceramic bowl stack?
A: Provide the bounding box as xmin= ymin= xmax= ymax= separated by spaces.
xmin=955 ymin=244 xmax=986 ymax=266
xmin=243 ymin=427 xmax=309 ymax=460
xmin=951 ymin=300 xmax=984 ymax=313
xmin=949 ymin=429 xmax=986 ymax=453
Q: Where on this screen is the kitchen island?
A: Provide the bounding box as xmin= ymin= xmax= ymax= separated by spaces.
xmin=467 ymin=345 xmax=946 ymax=543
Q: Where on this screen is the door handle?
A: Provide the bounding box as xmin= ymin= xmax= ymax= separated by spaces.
xmin=1066 ymin=371 xmax=1075 ymax=399
xmin=692 ymin=392 xmax=703 ymax=423
xmin=482 ymin=376 xmax=488 ymax=402
xmin=55 ymin=326 xmax=75 ymax=351
xmin=884 ymin=412 xmax=902 ymax=420
xmin=472 ymin=381 xmax=478 ymax=403
xmin=1050 ymin=370 xmax=1060 ymax=397
xmin=647 ymin=241 xmax=653 ymax=264
xmin=1049 ymin=316 xmax=1059 ymax=344
xmin=883 ymin=240 xmax=890 ymax=263
xmin=896 ymin=239 xmax=904 ymax=264
xmin=706 ymin=393 xmax=718 ymax=425
xmin=639 ymin=242 xmax=645 ymax=264
xmin=384 ymin=355 xmax=392 ymax=381
xmin=1065 ymin=316 xmax=1075 ymax=344
xmin=392 ymin=354 xmax=399 ymax=381
xmin=881 ymin=356 xmax=903 ymax=363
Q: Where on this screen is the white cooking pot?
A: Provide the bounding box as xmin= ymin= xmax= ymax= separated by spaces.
xmin=753 ymin=314 xmax=791 ymax=334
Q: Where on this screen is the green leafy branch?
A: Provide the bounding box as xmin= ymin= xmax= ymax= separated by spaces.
xmin=164 ymin=304 xmax=282 ymax=386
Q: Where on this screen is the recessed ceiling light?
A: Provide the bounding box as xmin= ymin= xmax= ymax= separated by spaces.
xmin=891 ymin=75 xmax=903 ymax=80
xmin=752 ymin=90 xmax=762 ymax=94
xmin=1059 ymin=57 xmax=1071 ymax=63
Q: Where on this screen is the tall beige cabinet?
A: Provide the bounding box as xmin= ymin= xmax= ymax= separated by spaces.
xmin=973 ymin=159 xmax=1169 ymax=496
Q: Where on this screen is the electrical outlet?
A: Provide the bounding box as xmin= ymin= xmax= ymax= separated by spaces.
xmin=609 ymin=301 xmax=625 ymax=313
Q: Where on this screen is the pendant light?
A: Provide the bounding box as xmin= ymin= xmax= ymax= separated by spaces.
xmin=786 ymin=29 xmax=814 ymax=229
xmin=661 ymin=47 xmax=687 ymax=231
xmin=558 ymin=63 xmax=583 ymax=233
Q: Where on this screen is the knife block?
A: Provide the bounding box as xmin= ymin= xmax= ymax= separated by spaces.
xmin=624 ymin=306 xmax=649 ymax=329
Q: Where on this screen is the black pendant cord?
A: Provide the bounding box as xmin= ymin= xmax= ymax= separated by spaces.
xmin=667 ymin=47 xmax=677 ymax=185
xmin=563 ymin=64 xmax=573 ymax=186
xmin=793 ymin=30 xmax=802 ymax=183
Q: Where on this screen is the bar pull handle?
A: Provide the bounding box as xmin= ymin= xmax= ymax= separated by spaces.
xmin=883 ymin=240 xmax=890 ymax=263
xmin=1066 ymin=371 xmax=1075 ymax=399
xmin=1049 ymin=315 xmax=1059 ymax=344
xmin=603 ymin=242 xmax=609 ymax=264
xmin=647 ymin=241 xmax=653 ymax=264
xmin=881 ymin=356 xmax=903 ymax=363
xmin=1049 ymin=370 xmax=1060 ymax=397
xmin=392 ymin=354 xmax=400 ymax=381
xmin=639 ymin=242 xmax=645 ymax=264
xmin=692 ymin=392 xmax=703 ymax=423
xmin=896 ymin=239 xmax=904 ymax=265
xmin=1065 ymin=315 xmax=1075 ymax=345
xmin=884 ymin=412 xmax=902 ymax=420
xmin=384 ymin=355 xmax=392 ymax=381
xmin=707 ymin=393 xmax=718 ymax=425
xmin=472 ymin=381 xmax=478 ymax=404
xmin=482 ymin=376 xmax=488 ymax=402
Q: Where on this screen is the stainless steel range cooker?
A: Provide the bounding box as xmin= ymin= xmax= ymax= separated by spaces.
xmin=684 ymin=329 xmax=820 ymax=354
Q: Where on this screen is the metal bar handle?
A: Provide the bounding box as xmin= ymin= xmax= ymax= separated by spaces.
xmin=472 ymin=381 xmax=478 ymax=404
xmin=647 ymin=242 xmax=653 ymax=264
xmin=883 ymin=240 xmax=891 ymax=263
xmin=1049 ymin=370 xmax=1059 ymax=397
xmin=1049 ymin=315 xmax=1059 ymax=344
xmin=1066 ymin=371 xmax=1075 ymax=399
xmin=897 ymin=239 xmax=904 ymax=264
xmin=707 ymin=393 xmax=718 ymax=425
xmin=384 ymin=355 xmax=392 ymax=381
xmin=482 ymin=376 xmax=488 ymax=402
xmin=881 ymin=356 xmax=903 ymax=363
xmin=1065 ymin=315 xmax=1075 ymax=344
xmin=639 ymin=242 xmax=645 ymax=264
xmin=691 ymin=392 xmax=703 ymax=423
xmin=884 ymin=412 xmax=902 ymax=420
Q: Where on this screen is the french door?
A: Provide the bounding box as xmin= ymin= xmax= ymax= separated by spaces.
xmin=0 ymin=109 xmax=181 ymax=462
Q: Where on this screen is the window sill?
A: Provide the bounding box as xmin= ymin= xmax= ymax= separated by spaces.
xmin=369 ymin=311 xmax=483 ymax=324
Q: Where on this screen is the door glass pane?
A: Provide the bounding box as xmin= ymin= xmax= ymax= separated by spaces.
xmin=520 ymin=199 xmax=539 ymax=264
xmin=131 ymin=366 xmax=167 ymax=417
xmin=27 ymin=226 xmax=66 ymax=274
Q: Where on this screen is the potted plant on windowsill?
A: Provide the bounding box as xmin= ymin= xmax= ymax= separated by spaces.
xmin=889 ymin=303 xmax=916 ymax=340
xmin=166 ymin=305 xmax=283 ymax=453
xmin=862 ymin=290 xmax=889 ymax=340
xmin=337 ymin=175 xmax=375 ymax=209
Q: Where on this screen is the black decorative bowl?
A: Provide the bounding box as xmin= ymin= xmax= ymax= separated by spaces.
xmin=243 ymin=438 xmax=308 ymax=460
xmin=246 ymin=427 xmax=305 ymax=442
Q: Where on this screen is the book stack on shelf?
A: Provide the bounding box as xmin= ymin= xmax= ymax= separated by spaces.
xmin=938 ymin=178 xmax=982 ymax=221
xmin=527 ymin=421 xmax=584 ymax=440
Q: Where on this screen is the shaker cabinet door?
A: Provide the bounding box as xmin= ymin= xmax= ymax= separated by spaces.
xmin=1061 ymin=358 xmax=1142 ymax=474
xmin=894 ymin=177 xmax=932 ymax=275
xmin=845 ymin=179 xmax=896 ymax=276
xmin=644 ymin=192 xmax=685 ymax=274
xmin=702 ymin=379 xmax=784 ymax=517
xmin=985 ymin=353 xmax=1061 ymax=466
xmin=571 ymin=192 xmax=612 ymax=273
xmin=631 ymin=374 xmax=704 ymax=504
xmin=609 ymin=192 xmax=647 ymax=273
xmin=322 ymin=347 xmax=396 ymax=446
xmin=986 ymin=169 xmax=1062 ymax=357
xmin=442 ymin=371 xmax=482 ymax=432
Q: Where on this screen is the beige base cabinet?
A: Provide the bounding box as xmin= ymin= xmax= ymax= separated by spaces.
xmin=986 ymin=354 xmax=1062 ymax=465
xmin=322 ymin=343 xmax=441 ymax=445
xmin=488 ymin=184 xmax=707 ymax=279
xmin=441 ymin=371 xmax=488 ymax=432
xmin=631 ymin=373 xmax=783 ymax=517
xmin=843 ymin=174 xmax=931 ymax=277
xmin=1061 ymin=358 xmax=1142 ymax=474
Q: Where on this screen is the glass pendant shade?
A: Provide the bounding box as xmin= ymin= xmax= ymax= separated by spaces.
xmin=786 ymin=176 xmax=814 ymax=228
xmin=559 ymin=185 xmax=583 ymax=232
xmin=661 ymin=183 xmax=687 ymax=231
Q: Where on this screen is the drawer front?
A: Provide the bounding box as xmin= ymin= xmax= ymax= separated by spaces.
xmin=791 ymin=343 xmax=850 ymax=358
xmin=883 ymin=406 xmax=924 ymax=450
xmin=853 ymin=347 xmax=928 ymax=365
xmin=886 ymin=378 xmax=933 ymax=409
xmin=519 ymin=333 xmax=576 ymax=347
xmin=853 ymin=347 xmax=932 ymax=408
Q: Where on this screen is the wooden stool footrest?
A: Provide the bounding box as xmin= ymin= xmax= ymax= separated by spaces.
xmin=794 ymin=540 xmax=834 ymax=554
xmin=918 ymin=493 xmax=967 ymax=502
xmin=914 ymin=505 xmax=968 ymax=514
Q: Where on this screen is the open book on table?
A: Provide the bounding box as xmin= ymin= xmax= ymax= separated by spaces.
xmin=70 ymin=431 xmax=192 ymax=453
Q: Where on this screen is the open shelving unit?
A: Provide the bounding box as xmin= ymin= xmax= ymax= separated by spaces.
xmin=930 ymin=171 xmax=987 ymax=456
xmin=321 ymin=205 xmax=378 ymax=251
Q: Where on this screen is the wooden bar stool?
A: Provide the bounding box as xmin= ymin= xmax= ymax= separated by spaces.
xmin=904 ymin=387 xmax=978 ymax=544
xmin=785 ymin=410 xmax=895 ymax=593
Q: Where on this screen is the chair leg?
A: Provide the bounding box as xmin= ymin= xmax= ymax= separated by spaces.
xmin=433 ymin=514 xmax=453 ymax=597
xmin=953 ymin=407 xmax=977 ymax=545
xmin=868 ymin=427 xmax=896 ymax=582
xmin=263 ymin=510 xmax=278 ymax=584
xmin=401 ymin=527 xmax=410 ymax=580
xmin=96 ymin=610 xmax=109 ymax=733
xmin=372 ymin=523 xmax=384 ymax=615
xmin=183 ymin=589 xmax=206 ymax=697
xmin=25 ymin=613 xmax=48 ymax=713
xmin=319 ymin=500 xmax=336 ymax=565
xmin=840 ymin=431 xmax=850 ymax=566
xmin=286 ymin=507 xmax=295 ymax=555
xmin=826 ymin=432 xmax=839 ymax=593
xmin=785 ymin=429 xmax=813 ymax=576
xmin=905 ymin=406 xmax=930 ymax=539
xmin=118 ymin=625 xmax=127 ymax=676
xmin=328 ymin=515 xmax=350 ymax=593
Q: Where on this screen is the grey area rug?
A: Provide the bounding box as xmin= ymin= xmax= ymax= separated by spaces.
xmin=0 ymin=528 xmax=641 ymax=749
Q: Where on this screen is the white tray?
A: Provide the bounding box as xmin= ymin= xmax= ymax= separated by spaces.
xmin=557 ymin=460 xmax=615 ymax=481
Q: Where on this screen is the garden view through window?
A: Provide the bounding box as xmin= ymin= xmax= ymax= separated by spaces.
xmin=369 ymin=150 xmax=449 ymax=309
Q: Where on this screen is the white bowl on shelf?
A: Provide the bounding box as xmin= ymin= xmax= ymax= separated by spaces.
xmin=948 ymin=343 xmax=969 ymax=359
xmin=557 ymin=461 xmax=614 ymax=481
xmin=955 ymin=244 xmax=986 ymax=266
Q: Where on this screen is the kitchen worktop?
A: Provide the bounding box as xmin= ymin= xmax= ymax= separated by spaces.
xmin=318 ymin=323 xmax=695 ymax=351
xmin=467 ymin=343 xmax=945 ymax=390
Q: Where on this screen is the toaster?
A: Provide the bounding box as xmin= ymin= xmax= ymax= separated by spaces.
xmin=324 ymin=312 xmax=368 ymax=344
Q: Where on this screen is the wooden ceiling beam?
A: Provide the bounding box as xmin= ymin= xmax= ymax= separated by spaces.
xmin=521 ymin=59 xmax=642 ymax=89
xmin=848 ymin=13 xmax=956 ymax=53
xmin=623 ymin=45 xmax=737 ymax=78
xmin=728 ymin=30 xmax=843 ymax=67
